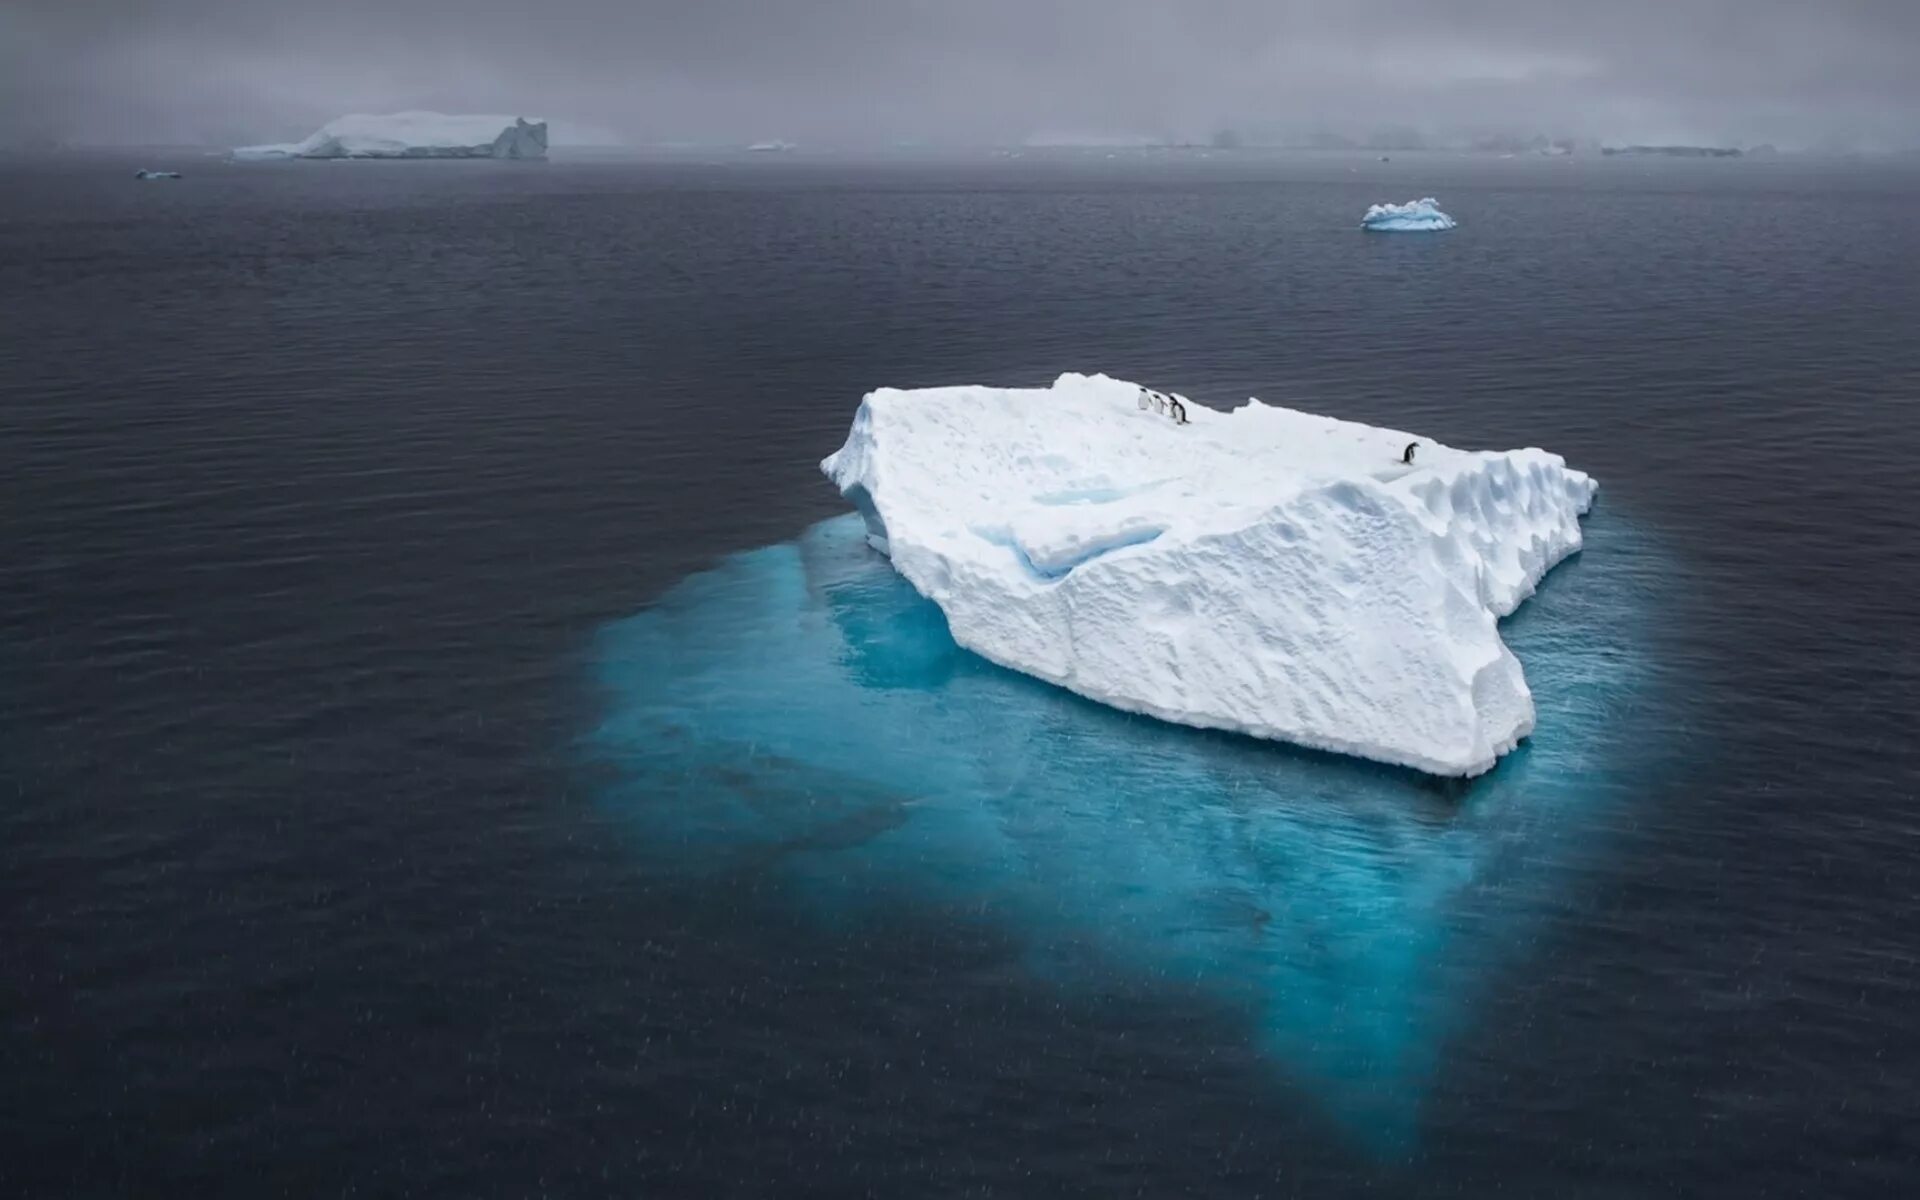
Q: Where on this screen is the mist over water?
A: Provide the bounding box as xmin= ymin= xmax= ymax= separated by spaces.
xmin=6 ymin=0 xmax=1920 ymax=150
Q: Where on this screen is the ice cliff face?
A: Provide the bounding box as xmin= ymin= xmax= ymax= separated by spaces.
xmin=822 ymin=373 xmax=1597 ymax=776
xmin=232 ymin=113 xmax=548 ymax=161
xmin=1362 ymin=198 xmax=1457 ymax=231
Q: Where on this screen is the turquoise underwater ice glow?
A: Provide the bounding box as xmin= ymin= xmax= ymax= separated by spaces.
xmin=587 ymin=509 xmax=1662 ymax=1150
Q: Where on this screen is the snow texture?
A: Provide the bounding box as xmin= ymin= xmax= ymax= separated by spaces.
xmin=1362 ymin=197 xmax=1457 ymax=232
xmin=821 ymin=373 xmax=1597 ymax=776
xmin=232 ymin=112 xmax=548 ymax=161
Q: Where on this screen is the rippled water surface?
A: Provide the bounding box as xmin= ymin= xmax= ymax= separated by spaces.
xmin=4 ymin=150 xmax=1919 ymax=1196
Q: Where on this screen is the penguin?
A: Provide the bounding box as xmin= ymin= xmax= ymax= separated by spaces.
xmin=1401 ymin=441 xmax=1418 ymax=465
xmin=1169 ymin=396 xmax=1188 ymax=425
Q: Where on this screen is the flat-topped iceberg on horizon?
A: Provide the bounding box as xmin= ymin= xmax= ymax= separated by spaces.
xmin=232 ymin=112 xmax=548 ymax=161
xmin=822 ymin=373 xmax=1596 ymax=776
xmin=1362 ymin=197 xmax=1456 ymax=231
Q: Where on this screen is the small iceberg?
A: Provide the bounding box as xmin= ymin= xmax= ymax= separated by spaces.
xmin=1361 ymin=197 xmax=1455 ymax=232
xmin=134 ymin=169 xmax=181 ymax=180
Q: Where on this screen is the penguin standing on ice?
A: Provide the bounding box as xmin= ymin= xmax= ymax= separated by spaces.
xmin=1400 ymin=441 xmax=1418 ymax=465
xmin=1136 ymin=387 xmax=1189 ymax=425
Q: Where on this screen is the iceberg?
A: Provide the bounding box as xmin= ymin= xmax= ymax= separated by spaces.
xmin=821 ymin=373 xmax=1597 ymax=777
xmin=231 ymin=112 xmax=548 ymax=161
xmin=133 ymin=169 xmax=181 ymax=180
xmin=1362 ymin=197 xmax=1456 ymax=231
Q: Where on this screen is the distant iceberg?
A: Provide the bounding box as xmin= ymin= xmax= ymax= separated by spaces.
xmin=746 ymin=140 xmax=797 ymax=153
xmin=822 ymin=373 xmax=1596 ymax=777
xmin=232 ymin=112 xmax=548 ymax=161
xmin=1601 ymin=144 xmax=1741 ymax=158
xmin=134 ymin=169 xmax=181 ymax=180
xmin=1361 ymin=197 xmax=1456 ymax=232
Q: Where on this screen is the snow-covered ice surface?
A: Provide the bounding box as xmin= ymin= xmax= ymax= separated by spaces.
xmin=822 ymin=373 xmax=1595 ymax=776
xmin=232 ymin=112 xmax=548 ymax=160
xmin=586 ymin=504 xmax=1670 ymax=1150
xmin=1362 ymin=197 xmax=1457 ymax=232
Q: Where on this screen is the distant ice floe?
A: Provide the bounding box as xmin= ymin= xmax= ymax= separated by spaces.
xmin=1362 ymin=197 xmax=1456 ymax=232
xmin=134 ymin=169 xmax=181 ymax=180
xmin=231 ymin=112 xmax=548 ymax=161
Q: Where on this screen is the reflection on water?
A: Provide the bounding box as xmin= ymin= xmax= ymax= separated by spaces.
xmin=587 ymin=511 xmax=1664 ymax=1150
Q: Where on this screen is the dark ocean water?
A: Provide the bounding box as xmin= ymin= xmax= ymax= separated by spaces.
xmin=4 ymin=149 xmax=1919 ymax=1196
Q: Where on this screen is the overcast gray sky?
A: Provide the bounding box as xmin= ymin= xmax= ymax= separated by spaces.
xmin=4 ymin=1 xmax=1917 ymax=148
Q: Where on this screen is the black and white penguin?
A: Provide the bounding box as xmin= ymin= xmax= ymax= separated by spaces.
xmin=1401 ymin=442 xmax=1418 ymax=465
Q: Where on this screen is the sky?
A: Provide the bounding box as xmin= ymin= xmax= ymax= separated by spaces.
xmin=4 ymin=0 xmax=1917 ymax=149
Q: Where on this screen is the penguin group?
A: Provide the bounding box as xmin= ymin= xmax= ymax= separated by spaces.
xmin=1137 ymin=387 xmax=1189 ymax=425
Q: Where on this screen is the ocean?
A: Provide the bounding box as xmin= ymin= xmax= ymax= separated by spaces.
xmin=3 ymin=149 xmax=1918 ymax=1196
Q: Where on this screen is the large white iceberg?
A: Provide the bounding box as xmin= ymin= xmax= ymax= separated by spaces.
xmin=232 ymin=112 xmax=548 ymax=161
xmin=1362 ymin=198 xmax=1456 ymax=232
xmin=821 ymin=373 xmax=1597 ymax=776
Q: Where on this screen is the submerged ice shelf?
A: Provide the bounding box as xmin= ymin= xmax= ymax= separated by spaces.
xmin=587 ymin=508 xmax=1665 ymax=1148
xmin=822 ymin=373 xmax=1596 ymax=776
